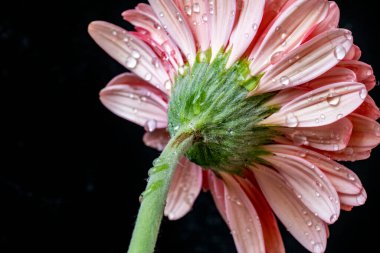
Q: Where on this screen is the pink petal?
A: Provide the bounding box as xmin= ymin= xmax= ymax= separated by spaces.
xmin=236 ymin=176 xmax=285 ymax=253
xmin=249 ymin=0 xmax=329 ymax=75
xmin=259 ymin=0 xmax=292 ymax=33
xmin=88 ymin=21 xmax=172 ymax=94
xmin=305 ymin=1 xmax=340 ymax=41
xmin=344 ymin=45 xmax=361 ymax=61
xmin=122 ymin=4 xmax=184 ymax=70
xmin=221 ymin=173 xmax=266 ymax=253
xmin=322 ymin=148 xmax=371 ymax=162
xmin=338 ymin=60 xmax=376 ymax=91
xmin=210 ymin=0 xmax=236 ymax=59
xmin=354 ymin=96 xmax=380 ymax=120
xmin=264 ymin=154 xmax=340 ymax=223
xmin=260 ymin=82 xmax=367 ymax=127
xmin=264 ymin=145 xmax=363 ymax=195
xmin=147 ymin=0 xmax=196 ymax=63
xmin=226 ymin=0 xmax=265 ymax=67
xmin=165 ymin=158 xmax=203 ymax=220
xmin=276 ymin=117 xmax=353 ymax=151
xmin=252 ymin=164 xmax=328 ymax=253
xmin=267 ymin=67 xmax=356 ymax=106
xmin=143 ymin=128 xmax=170 ymax=151
xmin=208 ymin=171 xmax=227 ymax=221
xmin=339 ymin=189 xmax=367 ymax=207
xmin=100 ymin=73 xmax=168 ymax=128
xmin=347 ymin=114 xmax=380 ymax=149
xmin=253 ymin=29 xmax=353 ymax=94
xmin=174 ymin=0 xmax=210 ymax=51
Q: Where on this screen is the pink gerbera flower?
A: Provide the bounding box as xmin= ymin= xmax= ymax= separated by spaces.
xmin=88 ymin=0 xmax=379 ymax=252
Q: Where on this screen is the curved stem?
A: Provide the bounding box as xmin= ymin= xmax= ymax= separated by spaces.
xmin=127 ymin=130 xmax=194 ymax=253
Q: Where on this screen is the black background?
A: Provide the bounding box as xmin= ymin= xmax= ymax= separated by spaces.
xmin=1 ymin=0 xmax=379 ymax=252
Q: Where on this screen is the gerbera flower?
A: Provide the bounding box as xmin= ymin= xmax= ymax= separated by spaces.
xmin=88 ymin=0 xmax=379 ymax=252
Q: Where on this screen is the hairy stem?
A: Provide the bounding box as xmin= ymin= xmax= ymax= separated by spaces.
xmin=127 ymin=130 xmax=194 ymax=253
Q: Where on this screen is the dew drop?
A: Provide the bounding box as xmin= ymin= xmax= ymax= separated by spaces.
xmin=281 ymin=32 xmax=287 ymax=39
xmin=315 ymin=181 xmax=323 ymax=188
xmin=126 ymin=57 xmax=137 ymax=69
xmin=347 ymin=173 xmax=356 ymax=181
xmin=357 ymin=193 xmax=366 ymax=205
xmin=153 ymin=23 xmax=161 ymax=30
xmin=297 ymin=193 xmax=302 ymax=199
xmin=192 ymin=3 xmax=200 ymax=13
xmin=131 ymin=50 xmax=141 ymax=59
xmin=202 ymin=14 xmax=208 ymax=22
xmin=327 ymin=96 xmax=340 ymax=106
xmin=132 ymin=108 xmax=138 ymax=114
xmin=152 ymin=57 xmax=160 ymax=68
xmin=252 ymin=23 xmax=258 ymax=31
xmin=280 ymin=76 xmax=291 ymax=86
xmin=313 ymin=243 xmax=324 ymax=253
xmin=112 ymin=30 xmax=118 ymax=36
xmin=315 ymin=191 xmax=320 ymax=197
xmin=285 ymin=113 xmax=299 ymax=127
xmin=330 ymin=214 xmax=338 ymax=223
xmin=359 ymin=88 xmax=367 ymax=99
xmin=165 ymin=80 xmax=171 ymax=90
xmin=334 ymin=166 xmax=341 ymax=171
xmin=270 ymin=51 xmax=284 ymax=65
xmin=144 ymin=73 xmax=152 ymax=81
xmin=176 ymin=12 xmax=183 ymax=23
xmin=306 ymin=220 xmax=313 ymax=227
xmin=174 ymin=125 xmax=180 ymax=131
xmin=315 ymin=225 xmax=321 ymax=231
xmin=334 ymin=45 xmax=346 ymax=60
xmin=333 ymin=144 xmax=339 ymax=151
xmin=144 ymin=119 xmax=157 ymax=133
xmin=184 ymin=5 xmax=192 ymax=16
xmin=337 ymin=114 xmax=343 ymax=120
xmin=159 ymin=12 xmax=164 ymax=17
xmin=320 ymin=114 xmax=326 ymax=120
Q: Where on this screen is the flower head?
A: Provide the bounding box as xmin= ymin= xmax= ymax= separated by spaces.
xmin=89 ymin=0 xmax=379 ymax=252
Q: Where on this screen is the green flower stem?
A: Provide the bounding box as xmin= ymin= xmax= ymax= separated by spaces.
xmin=127 ymin=129 xmax=194 ymax=253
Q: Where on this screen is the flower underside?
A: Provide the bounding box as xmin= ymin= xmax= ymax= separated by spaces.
xmin=168 ymin=51 xmax=278 ymax=173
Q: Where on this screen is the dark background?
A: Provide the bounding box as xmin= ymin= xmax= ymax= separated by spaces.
xmin=1 ymin=0 xmax=379 ymax=252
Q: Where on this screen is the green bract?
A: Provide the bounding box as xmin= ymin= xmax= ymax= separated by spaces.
xmin=168 ymin=51 xmax=279 ymax=173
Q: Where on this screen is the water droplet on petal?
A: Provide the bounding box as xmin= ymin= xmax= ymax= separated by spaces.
xmin=313 ymin=243 xmax=324 ymax=253
xmin=315 ymin=191 xmax=320 ymax=197
xmin=347 ymin=173 xmax=356 ymax=181
xmin=252 ymin=23 xmax=258 ymax=31
xmin=315 ymin=225 xmax=321 ymax=231
xmin=152 ymin=57 xmax=160 ymax=68
xmin=337 ymin=114 xmax=343 ymax=120
xmin=144 ymin=73 xmax=152 ymax=81
xmin=334 ymin=45 xmax=346 ymax=60
xmin=333 ymin=144 xmax=339 ymax=151
xmin=192 ymin=3 xmax=200 ymax=13
xmin=327 ymin=96 xmax=341 ymax=106
xmin=176 ymin=12 xmax=183 ymax=23
xmin=334 ymin=166 xmax=341 ymax=171
xmin=126 ymin=57 xmax=137 ymax=69
xmin=131 ymin=50 xmax=141 ymax=59
xmin=159 ymin=12 xmax=164 ymax=17
xmin=144 ymin=119 xmax=157 ymax=133
xmin=330 ymin=214 xmax=338 ymax=223
xmin=306 ymin=220 xmax=313 ymax=227
xmin=357 ymin=192 xmax=366 ymax=205
xmin=286 ymin=113 xmax=299 ymax=127
xmin=112 ymin=30 xmax=118 ymax=36
xmin=165 ymin=80 xmax=171 ymax=90
xmin=202 ymin=14 xmax=208 ymax=22
xmin=359 ymin=88 xmax=367 ymax=99
xmin=270 ymin=51 xmax=284 ymax=65
xmin=184 ymin=5 xmax=192 ymax=16
xmin=280 ymin=76 xmax=291 ymax=86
